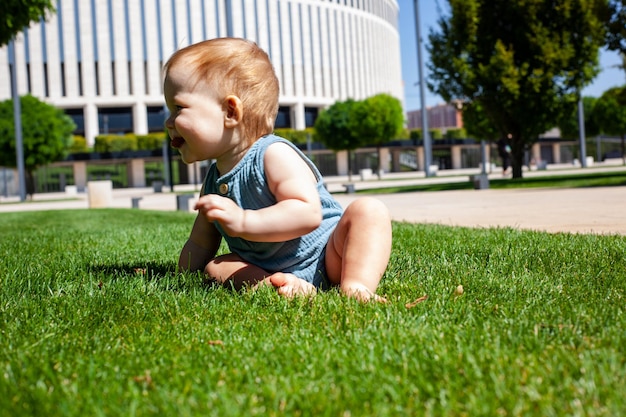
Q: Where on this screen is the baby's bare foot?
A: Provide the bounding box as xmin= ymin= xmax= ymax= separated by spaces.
xmin=342 ymin=284 xmax=387 ymax=303
xmin=268 ymin=273 xmax=316 ymax=298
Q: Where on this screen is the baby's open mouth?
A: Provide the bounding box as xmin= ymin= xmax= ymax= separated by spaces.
xmin=170 ymin=136 xmax=185 ymax=148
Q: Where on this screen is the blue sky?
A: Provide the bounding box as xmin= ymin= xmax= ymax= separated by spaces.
xmin=399 ymin=0 xmax=626 ymax=111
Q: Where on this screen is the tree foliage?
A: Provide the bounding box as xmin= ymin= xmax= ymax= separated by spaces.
xmin=592 ymin=86 xmax=626 ymax=163
xmin=349 ymin=94 xmax=404 ymax=176
xmin=313 ymin=99 xmax=361 ymax=152
xmin=314 ymin=94 xmax=403 ymax=179
xmin=604 ymin=0 xmax=626 ymax=56
xmin=461 ymin=101 xmax=500 ymax=142
xmin=1 ymin=0 xmax=55 ymax=46
xmin=557 ymin=96 xmax=600 ymax=140
xmin=348 ymin=94 xmax=404 ymax=147
xmin=428 ymin=0 xmax=606 ymax=178
xmin=314 ymin=99 xmax=363 ymax=181
xmin=0 ymin=95 xmax=75 ymax=194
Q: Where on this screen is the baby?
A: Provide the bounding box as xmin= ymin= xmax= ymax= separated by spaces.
xmin=164 ymin=38 xmax=392 ymax=301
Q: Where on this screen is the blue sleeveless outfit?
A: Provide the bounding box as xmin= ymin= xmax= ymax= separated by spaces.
xmin=202 ymin=134 xmax=344 ymax=288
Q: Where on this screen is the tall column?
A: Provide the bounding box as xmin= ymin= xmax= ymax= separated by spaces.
xmin=84 ymin=103 xmax=99 ymax=146
xmin=133 ymin=102 xmax=148 ymax=135
xmin=292 ymin=102 xmax=305 ymax=130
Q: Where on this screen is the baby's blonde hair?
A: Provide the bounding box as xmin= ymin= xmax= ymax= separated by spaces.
xmin=164 ymin=38 xmax=279 ymax=143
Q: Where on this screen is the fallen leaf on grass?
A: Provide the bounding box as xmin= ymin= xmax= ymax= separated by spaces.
xmin=133 ymin=370 xmax=152 ymax=386
xmin=406 ymin=295 xmax=428 ymax=309
xmin=207 ymin=340 xmax=224 ymax=346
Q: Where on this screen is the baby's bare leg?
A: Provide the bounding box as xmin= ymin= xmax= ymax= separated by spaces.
xmin=325 ymin=197 xmax=392 ymax=301
xmin=205 ymin=253 xmax=268 ymax=290
xmin=206 ymin=255 xmax=315 ymax=298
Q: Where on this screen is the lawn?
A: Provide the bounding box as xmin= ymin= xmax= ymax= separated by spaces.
xmin=359 ymin=169 xmax=626 ymax=194
xmin=0 ymin=209 xmax=624 ymax=416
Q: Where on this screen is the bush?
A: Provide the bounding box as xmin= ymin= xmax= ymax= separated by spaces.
xmin=69 ymin=135 xmax=89 ymax=153
xmin=94 ymin=133 xmax=166 ymax=152
xmin=409 ymin=128 xmax=444 ymax=140
xmin=273 ymin=128 xmax=314 ymax=145
xmin=445 ymin=128 xmax=467 ymax=140
xmin=94 ymin=134 xmax=137 ymax=152
xmin=137 ymin=133 xmax=166 ymax=150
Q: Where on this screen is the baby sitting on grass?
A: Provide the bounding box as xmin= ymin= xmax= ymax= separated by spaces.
xmin=164 ymin=38 xmax=392 ymax=301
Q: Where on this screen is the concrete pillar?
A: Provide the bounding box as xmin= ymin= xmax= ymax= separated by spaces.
xmin=87 ymin=180 xmax=113 ymax=208
xmin=450 ymin=145 xmax=462 ymax=169
xmin=73 ymin=161 xmax=87 ymax=192
xmin=187 ymin=162 xmax=202 ymax=186
xmin=391 ymin=149 xmax=401 ymax=172
xmin=552 ymin=143 xmax=561 ymax=164
xmin=416 ymin=147 xmax=424 ymax=171
xmin=379 ymin=148 xmax=390 ymax=173
xmin=531 ymin=143 xmax=541 ymax=163
xmin=127 ymin=159 xmax=146 ymax=188
xmin=336 ymin=150 xmax=348 ymax=175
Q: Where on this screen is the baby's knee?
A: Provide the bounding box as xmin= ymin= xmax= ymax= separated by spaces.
xmin=348 ymin=197 xmax=390 ymax=220
xmin=204 ymin=261 xmax=227 ymax=284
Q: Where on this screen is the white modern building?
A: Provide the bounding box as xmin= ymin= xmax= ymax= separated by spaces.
xmin=0 ymin=0 xmax=403 ymax=145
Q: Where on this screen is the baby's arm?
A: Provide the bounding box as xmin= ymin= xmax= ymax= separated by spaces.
xmin=194 ymin=142 xmax=322 ymax=242
xmin=178 ymin=213 xmax=222 ymax=272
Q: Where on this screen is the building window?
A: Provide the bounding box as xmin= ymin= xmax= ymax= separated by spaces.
xmin=275 ymin=106 xmax=291 ymax=128
xmin=99 ymin=107 xmax=133 ymax=134
xmin=147 ymin=106 xmax=167 ymax=132
xmin=65 ymin=108 xmax=85 ymax=136
xmin=304 ymin=107 xmax=318 ymax=127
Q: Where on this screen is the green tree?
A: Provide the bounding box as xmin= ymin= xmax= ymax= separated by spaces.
xmin=592 ymin=86 xmax=626 ymax=164
xmin=348 ymin=94 xmax=404 ymax=178
xmin=557 ymin=96 xmax=600 ymax=140
xmin=1 ymin=0 xmax=55 ymax=46
xmin=0 ymin=95 xmax=76 ymax=195
xmin=314 ymin=99 xmax=363 ymax=181
xmin=604 ymin=0 xmax=626 ymax=56
xmin=428 ymin=0 xmax=606 ymax=178
xmin=461 ymin=101 xmax=500 ymax=141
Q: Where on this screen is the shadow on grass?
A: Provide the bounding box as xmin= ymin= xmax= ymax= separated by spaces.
xmin=87 ymin=261 xmax=218 ymax=292
xmin=88 ymin=261 xmax=177 ymax=280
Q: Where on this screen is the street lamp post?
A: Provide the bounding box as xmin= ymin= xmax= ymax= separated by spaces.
xmin=578 ymin=97 xmax=587 ymax=168
xmin=9 ymin=38 xmax=27 ymax=201
xmin=414 ymin=0 xmax=433 ymax=177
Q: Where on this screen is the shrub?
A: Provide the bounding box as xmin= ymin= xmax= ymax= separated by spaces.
xmin=69 ymin=135 xmax=89 ymax=153
xmin=445 ymin=128 xmax=468 ymax=140
xmin=273 ymin=128 xmax=314 ymax=145
xmin=137 ymin=133 xmax=166 ymax=150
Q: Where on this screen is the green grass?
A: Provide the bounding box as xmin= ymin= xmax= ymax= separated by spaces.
xmin=359 ymin=169 xmax=626 ymax=194
xmin=0 ymin=210 xmax=624 ymax=416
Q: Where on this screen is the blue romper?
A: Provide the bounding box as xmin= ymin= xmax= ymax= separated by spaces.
xmin=202 ymin=134 xmax=344 ymax=289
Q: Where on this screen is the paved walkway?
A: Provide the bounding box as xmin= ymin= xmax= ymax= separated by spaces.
xmin=2 ymin=164 xmax=625 ymax=235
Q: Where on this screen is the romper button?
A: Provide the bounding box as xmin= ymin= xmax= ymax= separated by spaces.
xmin=219 ymin=183 xmax=229 ymax=194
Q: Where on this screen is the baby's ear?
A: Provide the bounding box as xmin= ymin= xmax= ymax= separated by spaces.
xmin=223 ymin=95 xmax=243 ymax=128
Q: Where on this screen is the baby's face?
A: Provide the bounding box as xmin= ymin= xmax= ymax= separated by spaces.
xmin=163 ymin=66 xmax=228 ymax=164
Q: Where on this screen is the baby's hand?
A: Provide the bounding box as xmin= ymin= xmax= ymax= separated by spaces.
xmin=195 ymin=195 xmax=246 ymax=237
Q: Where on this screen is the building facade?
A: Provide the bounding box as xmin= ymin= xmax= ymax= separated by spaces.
xmin=0 ymin=0 xmax=403 ymax=145
xmin=407 ymin=103 xmax=463 ymax=131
